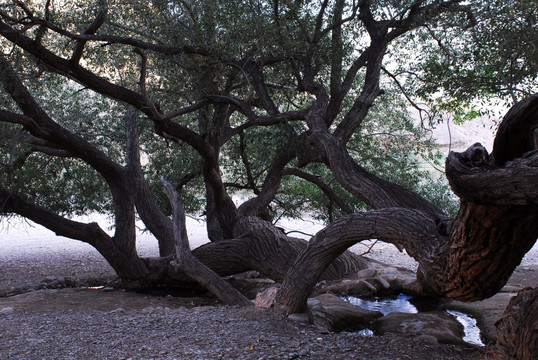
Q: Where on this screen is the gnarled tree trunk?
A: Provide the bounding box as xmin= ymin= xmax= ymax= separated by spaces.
xmin=276 ymin=94 xmax=538 ymax=314
xmin=482 ymin=287 xmax=538 ymax=360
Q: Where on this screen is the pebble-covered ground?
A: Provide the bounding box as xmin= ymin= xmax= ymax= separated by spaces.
xmin=0 ymin=290 xmax=482 ymax=360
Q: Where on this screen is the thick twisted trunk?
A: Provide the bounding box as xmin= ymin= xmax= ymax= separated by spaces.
xmin=192 ymin=216 xmax=370 ymax=282
xmin=432 ymin=201 xmax=538 ymax=300
xmin=276 ymin=94 xmax=538 ymax=314
xmin=482 ymin=287 xmax=538 ymax=360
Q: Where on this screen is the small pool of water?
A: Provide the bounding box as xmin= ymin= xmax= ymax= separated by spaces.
xmin=342 ymin=293 xmax=418 ymax=315
xmin=342 ymin=294 xmax=485 ymax=347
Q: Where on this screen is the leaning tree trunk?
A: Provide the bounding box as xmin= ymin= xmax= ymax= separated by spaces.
xmin=161 ymin=178 xmax=252 ymax=306
xmin=433 ymin=94 xmax=538 ymax=300
xmin=276 ymin=94 xmax=538 ymax=314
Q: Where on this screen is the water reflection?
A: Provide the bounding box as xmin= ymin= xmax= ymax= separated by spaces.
xmin=342 ymin=293 xmax=418 ymax=315
xmin=342 ymin=293 xmax=485 ymax=347
xmin=446 ymin=310 xmax=484 ymax=347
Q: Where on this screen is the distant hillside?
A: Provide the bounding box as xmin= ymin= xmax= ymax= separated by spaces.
xmin=431 ymin=116 xmax=498 ymax=153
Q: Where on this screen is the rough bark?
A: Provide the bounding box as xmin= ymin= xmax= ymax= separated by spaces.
xmin=161 ymin=178 xmax=252 ymax=306
xmin=431 ymin=194 xmax=538 ymax=301
xmin=276 ymin=94 xmax=538 ymax=314
xmin=275 ymin=208 xmax=443 ymax=314
xmin=482 ymin=287 xmax=538 ymax=360
xmin=191 ymin=216 xmax=371 ymax=282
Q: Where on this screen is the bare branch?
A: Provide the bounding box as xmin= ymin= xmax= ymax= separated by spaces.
xmin=71 ymin=0 xmax=107 ymax=64
xmin=161 ymin=177 xmax=252 ymax=306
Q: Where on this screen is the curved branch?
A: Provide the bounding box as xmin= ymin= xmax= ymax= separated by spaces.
xmin=276 ymin=208 xmax=442 ymax=313
xmin=0 ymin=188 xmax=149 ymax=279
xmin=446 ymin=145 xmax=538 ymax=206
xmin=310 ymin=126 xmax=446 ymax=219
xmin=0 ymin=189 xmax=109 ymax=247
xmin=492 ymin=93 xmax=538 ymax=165
xmin=71 ymin=0 xmax=107 ymax=64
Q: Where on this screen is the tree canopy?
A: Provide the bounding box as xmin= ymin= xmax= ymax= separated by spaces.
xmin=3 ymin=0 xmax=535 ymax=224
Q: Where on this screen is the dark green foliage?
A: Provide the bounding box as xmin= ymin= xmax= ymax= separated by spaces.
xmin=0 ymin=0 xmax=534 ymax=226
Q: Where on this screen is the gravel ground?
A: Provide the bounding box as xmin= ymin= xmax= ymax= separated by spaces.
xmin=1 ymin=217 xmax=536 ymax=359
xmin=0 ymin=301 xmax=482 ymax=360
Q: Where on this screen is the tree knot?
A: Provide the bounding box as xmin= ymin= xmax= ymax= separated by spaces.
xmin=455 ymin=143 xmax=491 ymax=168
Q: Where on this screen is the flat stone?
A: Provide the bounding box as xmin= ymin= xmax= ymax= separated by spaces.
xmin=373 ymin=311 xmax=465 ymax=345
xmin=0 ymin=307 xmax=14 ymax=315
xmin=308 ymin=293 xmax=383 ymax=332
xmin=356 ymin=268 xmax=378 ymax=278
xmin=288 ymin=312 xmax=309 ymax=323
xmin=315 ymin=279 xmax=377 ymax=297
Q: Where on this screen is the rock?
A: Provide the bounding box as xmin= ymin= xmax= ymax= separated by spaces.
xmin=0 ymin=307 xmax=14 ymax=315
xmin=356 ymin=268 xmax=378 ymax=278
xmin=314 ymin=266 xmax=417 ymax=298
xmin=109 ymin=307 xmax=126 ymax=314
xmin=372 ymin=311 xmax=465 ymax=345
xmin=373 ymin=267 xmax=417 ymax=293
xmin=254 ymin=285 xmax=279 ymax=309
xmin=314 ymin=279 xmax=377 ymax=297
xmin=374 ymin=277 xmax=390 ymax=289
xmin=308 ymin=294 xmax=383 ymax=332
xmin=227 ymin=277 xmax=275 ymax=299
xmin=287 ymin=313 xmax=309 ymax=323
xmin=307 ymin=298 xmax=322 ymax=311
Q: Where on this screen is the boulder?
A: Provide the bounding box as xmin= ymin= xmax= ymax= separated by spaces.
xmin=314 ymin=279 xmax=377 ymax=297
xmin=372 ymin=311 xmax=465 ymax=345
xmin=308 ymin=293 xmax=383 ymax=332
xmin=254 ymin=285 xmax=279 ymax=309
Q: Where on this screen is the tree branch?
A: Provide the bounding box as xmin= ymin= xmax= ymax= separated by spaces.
xmin=71 ymin=0 xmax=107 ymax=64
xmin=0 ymin=189 xmax=110 ymax=246
xmin=276 ymin=208 xmax=442 ymax=313
xmin=160 ymin=178 xmax=252 ymax=306
xmin=446 ymin=144 xmax=538 ymax=206
xmin=283 ymin=167 xmax=354 ymax=215
xmin=125 ymin=108 xmax=175 ymax=256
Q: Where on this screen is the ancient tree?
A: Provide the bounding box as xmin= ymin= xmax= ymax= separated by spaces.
xmin=0 ymin=1 xmax=537 ymax=355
